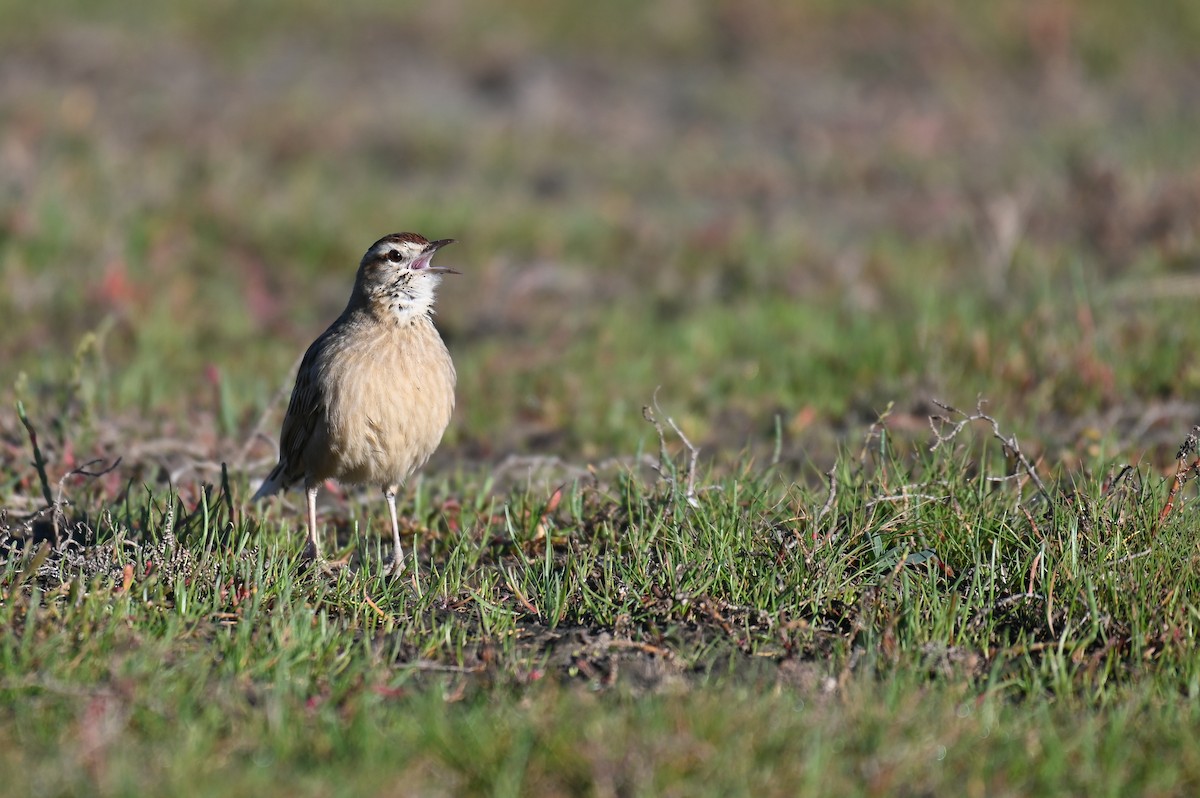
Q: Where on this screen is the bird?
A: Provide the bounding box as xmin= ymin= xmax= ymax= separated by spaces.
xmin=252 ymin=232 xmax=458 ymax=584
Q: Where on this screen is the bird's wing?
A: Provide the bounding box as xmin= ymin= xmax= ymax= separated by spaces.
xmin=276 ymin=334 xmax=329 ymax=488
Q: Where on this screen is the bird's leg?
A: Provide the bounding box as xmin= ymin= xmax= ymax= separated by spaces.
xmin=385 ymin=485 xmax=420 ymax=592
xmin=304 ymin=483 xmax=322 ymax=561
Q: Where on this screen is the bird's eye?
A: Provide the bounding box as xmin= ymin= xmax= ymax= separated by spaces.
xmin=386 ymin=250 xmax=403 ymax=263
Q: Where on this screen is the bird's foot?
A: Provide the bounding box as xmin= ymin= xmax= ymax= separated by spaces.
xmin=383 ymin=555 xmax=406 ymax=578
xmin=300 ymin=543 xmax=350 ymax=575
xmin=384 ymin=554 xmax=422 ymax=595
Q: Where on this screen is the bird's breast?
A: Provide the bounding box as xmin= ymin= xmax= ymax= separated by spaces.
xmin=315 ymin=316 xmax=455 ymax=485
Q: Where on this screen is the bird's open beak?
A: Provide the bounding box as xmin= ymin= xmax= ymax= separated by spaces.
xmin=419 ymin=239 xmax=460 ymax=274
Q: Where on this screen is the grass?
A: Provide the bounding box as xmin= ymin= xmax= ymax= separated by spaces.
xmin=4 ymin=0 xmax=1200 ymax=794
xmin=4 ymin=399 xmax=1200 ymax=794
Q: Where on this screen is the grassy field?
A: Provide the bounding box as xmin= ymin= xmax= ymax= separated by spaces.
xmin=4 ymin=1 xmax=1200 ymax=794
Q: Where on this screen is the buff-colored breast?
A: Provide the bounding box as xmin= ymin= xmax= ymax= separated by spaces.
xmin=301 ymin=313 xmax=455 ymax=488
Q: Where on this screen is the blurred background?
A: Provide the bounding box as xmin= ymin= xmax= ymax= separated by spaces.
xmin=3 ymin=0 xmax=1200 ymax=473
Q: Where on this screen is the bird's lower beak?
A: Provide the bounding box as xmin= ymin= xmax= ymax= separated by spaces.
xmin=419 ymin=239 xmax=460 ymax=274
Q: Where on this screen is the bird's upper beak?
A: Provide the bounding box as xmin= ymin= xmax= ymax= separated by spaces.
xmin=419 ymin=239 xmax=460 ymax=274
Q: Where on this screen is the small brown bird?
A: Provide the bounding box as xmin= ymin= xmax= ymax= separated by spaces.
xmin=253 ymin=232 xmax=458 ymax=579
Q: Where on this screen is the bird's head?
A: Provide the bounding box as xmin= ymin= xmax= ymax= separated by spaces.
xmin=355 ymin=233 xmax=458 ymax=322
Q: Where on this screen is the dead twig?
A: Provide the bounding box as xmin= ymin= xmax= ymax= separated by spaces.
xmin=16 ymin=401 xmax=54 ymax=508
xmin=863 ymin=492 xmax=944 ymax=509
xmin=815 ymin=466 xmax=838 ymax=541
xmin=1157 ymin=427 xmax=1200 ymax=533
xmin=969 ymin=592 xmax=1044 ymax=631
xmin=1019 ymin=503 xmax=1041 ymax=539
xmin=219 ymin=462 xmax=237 ymax=526
xmin=16 ymin=402 xmax=122 ymax=545
xmin=53 ymin=457 xmax=122 ymax=544
xmin=929 ymin=398 xmax=1050 ymax=504
xmin=1111 ymin=548 xmax=1152 ymax=567
xmin=603 ymin=638 xmax=674 ymax=658
xmin=231 ymin=350 xmax=305 ymax=470
xmin=643 ymin=389 xmax=700 ymax=508
xmin=855 ymin=402 xmax=894 ymax=469
xmin=1101 ymin=464 xmax=1135 ymax=496
xmin=400 ymin=661 xmax=488 ymax=674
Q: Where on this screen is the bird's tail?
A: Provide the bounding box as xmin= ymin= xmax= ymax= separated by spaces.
xmin=251 ymin=461 xmax=288 ymax=501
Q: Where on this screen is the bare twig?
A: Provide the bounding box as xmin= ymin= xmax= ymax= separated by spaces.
xmin=1111 ymin=548 xmax=1152 ymax=566
xmin=643 ymin=389 xmax=700 ymax=508
xmin=362 ymin=589 xmax=389 ymax=620
xmin=1019 ymin=504 xmax=1041 ymax=540
xmin=1176 ymin=425 xmax=1200 ymax=463
xmin=400 ymin=661 xmax=487 ymax=674
xmin=16 ymin=403 xmax=122 ymax=545
xmin=1157 ymin=426 xmax=1200 ymax=532
xmin=855 ymin=402 xmax=894 ymax=468
xmin=52 ymin=457 xmax=121 ymax=543
xmin=929 ymin=399 xmax=1050 ymax=504
xmin=969 ymin=592 xmax=1044 ymax=630
xmin=863 ymin=492 xmax=943 ymax=509
xmin=16 ymin=401 xmax=54 ymax=508
xmin=1101 ymin=464 xmax=1135 ymax=496
xmin=231 ymin=350 xmax=305 ymax=470
xmin=220 ymin=462 xmax=236 ymax=525
xmin=815 ymin=466 xmax=837 ymax=541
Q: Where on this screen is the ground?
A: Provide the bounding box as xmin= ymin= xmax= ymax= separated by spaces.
xmin=3 ymin=1 xmax=1200 ymax=795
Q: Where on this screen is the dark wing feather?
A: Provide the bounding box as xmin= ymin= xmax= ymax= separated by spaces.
xmin=276 ymin=334 xmax=329 ymax=488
